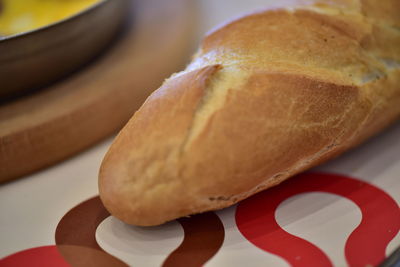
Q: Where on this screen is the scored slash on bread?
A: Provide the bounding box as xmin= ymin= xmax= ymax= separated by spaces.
xmin=99 ymin=0 xmax=400 ymax=226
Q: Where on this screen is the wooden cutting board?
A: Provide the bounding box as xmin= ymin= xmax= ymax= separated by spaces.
xmin=0 ymin=0 xmax=197 ymax=183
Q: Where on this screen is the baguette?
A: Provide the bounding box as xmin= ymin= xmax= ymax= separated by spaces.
xmin=99 ymin=0 xmax=400 ymax=226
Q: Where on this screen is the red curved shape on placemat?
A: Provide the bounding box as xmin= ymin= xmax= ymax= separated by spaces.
xmin=0 ymin=246 xmax=70 ymax=267
xmin=162 ymin=212 xmax=225 ymax=267
xmin=235 ymin=172 xmax=400 ymax=267
xmin=235 ymin=174 xmax=333 ymax=267
xmin=341 ymin=176 xmax=400 ymax=266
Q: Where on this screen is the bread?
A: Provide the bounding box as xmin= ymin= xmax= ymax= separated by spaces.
xmin=99 ymin=0 xmax=400 ymax=226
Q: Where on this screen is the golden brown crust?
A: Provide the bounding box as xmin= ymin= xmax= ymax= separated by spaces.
xmin=99 ymin=65 xmax=222 ymax=225
xmin=99 ymin=0 xmax=400 ymax=226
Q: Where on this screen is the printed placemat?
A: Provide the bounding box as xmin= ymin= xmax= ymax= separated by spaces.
xmin=2 ymin=123 xmax=400 ymax=267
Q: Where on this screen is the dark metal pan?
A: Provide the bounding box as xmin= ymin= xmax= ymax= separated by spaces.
xmin=0 ymin=0 xmax=129 ymax=99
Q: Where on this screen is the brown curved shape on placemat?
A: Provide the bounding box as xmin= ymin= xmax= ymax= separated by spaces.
xmin=55 ymin=196 xmax=128 ymax=266
xmin=57 ymin=196 xmax=225 ymax=266
xmin=55 ymin=196 xmax=109 ymax=250
xmin=162 ymin=212 xmax=225 ymax=267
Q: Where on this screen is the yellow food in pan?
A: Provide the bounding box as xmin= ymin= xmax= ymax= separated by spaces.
xmin=0 ymin=0 xmax=100 ymax=36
